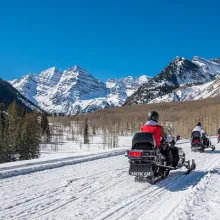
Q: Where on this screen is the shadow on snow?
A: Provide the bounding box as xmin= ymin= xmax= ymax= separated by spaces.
xmin=154 ymin=168 xmax=220 ymax=192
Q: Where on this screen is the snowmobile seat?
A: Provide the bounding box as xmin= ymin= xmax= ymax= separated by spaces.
xmin=192 ymin=131 xmax=201 ymax=138
xmin=191 ymin=131 xmax=202 ymax=143
xmin=132 ymin=132 xmax=156 ymax=150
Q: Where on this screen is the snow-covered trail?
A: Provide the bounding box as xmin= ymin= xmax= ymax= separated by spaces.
xmin=0 ymin=139 xmax=220 ymax=220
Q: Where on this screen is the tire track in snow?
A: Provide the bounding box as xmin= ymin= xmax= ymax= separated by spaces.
xmin=1 ymin=169 xmax=115 ymax=219
xmin=0 ymin=157 xmax=128 ymax=220
xmin=34 ymin=168 xmax=130 ymax=219
xmin=135 ymin=152 xmax=220 ymax=220
xmin=166 ymin=165 xmax=220 ymax=220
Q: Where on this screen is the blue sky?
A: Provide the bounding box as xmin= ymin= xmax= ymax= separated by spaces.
xmin=0 ymin=0 xmax=220 ymax=81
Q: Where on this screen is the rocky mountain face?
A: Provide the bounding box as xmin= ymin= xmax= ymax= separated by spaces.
xmin=10 ymin=66 xmax=150 ymax=115
xmin=124 ymin=56 xmax=217 ymax=106
xmin=106 ymin=75 xmax=151 ymax=97
xmin=0 ymin=78 xmax=42 ymax=111
xmin=148 ymin=76 xmax=220 ymax=104
xmin=210 ymin=58 xmax=220 ymax=64
xmin=192 ymin=56 xmax=220 ymax=75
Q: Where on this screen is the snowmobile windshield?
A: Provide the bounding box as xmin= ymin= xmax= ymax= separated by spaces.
xmin=163 ymin=126 xmax=176 ymax=137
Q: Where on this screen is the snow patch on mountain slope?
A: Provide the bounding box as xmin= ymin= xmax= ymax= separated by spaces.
xmin=106 ymin=75 xmax=151 ymax=97
xmin=10 ymin=73 xmax=39 ymax=104
xmin=192 ymin=56 xmax=220 ymax=75
xmin=210 ymin=57 xmax=220 ymax=65
xmin=149 ymin=77 xmax=220 ymax=104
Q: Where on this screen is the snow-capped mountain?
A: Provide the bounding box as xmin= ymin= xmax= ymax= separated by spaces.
xmin=10 ymin=66 xmax=150 ymax=115
xmin=35 ymin=66 xmax=109 ymax=114
xmin=10 ymin=55 xmax=220 ymax=113
xmin=124 ymin=56 xmax=216 ymax=105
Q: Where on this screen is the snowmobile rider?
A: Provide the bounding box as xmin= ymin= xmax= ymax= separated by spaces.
xmin=218 ymin=127 xmax=220 ymax=135
xmin=192 ymin=122 xmax=209 ymax=147
xmin=192 ymin=122 xmax=205 ymax=137
xmin=141 ymin=111 xmax=173 ymax=166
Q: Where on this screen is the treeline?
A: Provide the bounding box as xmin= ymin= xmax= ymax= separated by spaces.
xmin=49 ymin=96 xmax=220 ymax=139
xmin=0 ymin=101 xmax=50 ymax=163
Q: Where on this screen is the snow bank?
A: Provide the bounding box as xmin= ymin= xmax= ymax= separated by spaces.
xmin=0 ymin=149 xmax=126 ymax=179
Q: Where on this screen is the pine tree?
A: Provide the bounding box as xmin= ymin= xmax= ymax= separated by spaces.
xmin=6 ymin=100 xmax=21 ymax=161
xmin=84 ymin=118 xmax=89 ymax=144
xmin=19 ymin=112 xmax=41 ymax=160
xmin=40 ymin=112 xmax=51 ymax=142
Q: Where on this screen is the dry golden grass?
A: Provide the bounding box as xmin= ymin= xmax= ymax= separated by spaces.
xmin=49 ymin=96 xmax=220 ymax=138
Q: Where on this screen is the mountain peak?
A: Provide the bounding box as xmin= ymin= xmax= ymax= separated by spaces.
xmin=70 ymin=65 xmax=87 ymax=72
xmin=174 ymin=56 xmax=185 ymax=61
xmin=40 ymin=67 xmax=61 ymax=77
xmin=174 ymin=56 xmax=182 ymax=60
xmin=43 ymin=67 xmax=59 ymax=72
xmin=16 ymin=73 xmax=38 ymax=82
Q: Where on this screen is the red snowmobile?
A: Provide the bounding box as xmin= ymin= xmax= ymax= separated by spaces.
xmin=126 ymin=132 xmax=196 ymax=184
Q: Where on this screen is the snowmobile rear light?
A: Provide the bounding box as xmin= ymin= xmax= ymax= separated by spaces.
xmin=193 ymin=139 xmax=199 ymax=143
xmin=128 ymin=151 xmax=142 ymax=157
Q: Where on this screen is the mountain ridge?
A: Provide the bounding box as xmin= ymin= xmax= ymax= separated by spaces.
xmin=124 ymin=56 xmax=217 ymax=106
xmin=0 ymin=78 xmax=43 ymax=112
xmin=9 ymin=55 xmax=220 ymax=114
xmin=10 ymin=66 xmax=150 ymax=115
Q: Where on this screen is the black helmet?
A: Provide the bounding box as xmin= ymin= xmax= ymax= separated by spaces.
xmin=197 ymin=122 xmax=201 ymax=126
xmin=148 ymin=111 xmax=159 ymax=122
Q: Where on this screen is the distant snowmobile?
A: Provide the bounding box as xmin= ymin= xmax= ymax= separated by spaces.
xmin=191 ymin=131 xmax=215 ymax=152
xmin=125 ymin=132 xmax=196 ymax=184
xmin=218 ymin=134 xmax=220 ymax=144
xmin=217 ymin=128 xmax=220 ymax=144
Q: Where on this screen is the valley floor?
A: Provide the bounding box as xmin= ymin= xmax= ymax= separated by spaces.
xmin=1 ymin=138 xmax=220 ymax=220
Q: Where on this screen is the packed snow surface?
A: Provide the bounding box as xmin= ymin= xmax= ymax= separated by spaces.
xmin=1 ymin=138 xmax=220 ymax=220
